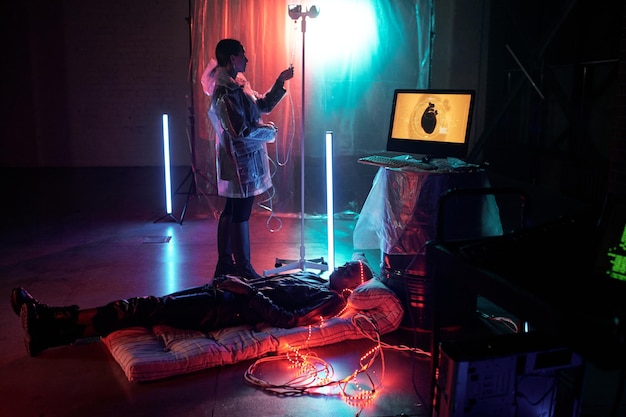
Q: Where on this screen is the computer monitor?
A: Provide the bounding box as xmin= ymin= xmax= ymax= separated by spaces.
xmin=386 ymin=89 xmax=476 ymax=160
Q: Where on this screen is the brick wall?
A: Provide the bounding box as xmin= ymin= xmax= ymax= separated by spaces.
xmin=3 ymin=0 xmax=190 ymax=167
xmin=62 ymin=0 xmax=190 ymax=167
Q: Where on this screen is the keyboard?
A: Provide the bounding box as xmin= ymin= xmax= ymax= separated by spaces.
xmin=358 ymin=155 xmax=437 ymax=171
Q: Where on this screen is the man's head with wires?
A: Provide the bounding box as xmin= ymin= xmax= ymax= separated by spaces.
xmin=329 ymin=260 xmax=374 ymax=298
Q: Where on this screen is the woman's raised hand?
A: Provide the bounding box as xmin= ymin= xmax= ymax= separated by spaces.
xmin=277 ymin=65 xmax=295 ymax=82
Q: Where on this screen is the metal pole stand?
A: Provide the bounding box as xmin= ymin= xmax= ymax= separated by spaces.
xmin=264 ymin=5 xmax=327 ymax=276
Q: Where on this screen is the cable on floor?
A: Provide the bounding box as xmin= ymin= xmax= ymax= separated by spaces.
xmin=244 ymin=314 xmax=386 ymax=413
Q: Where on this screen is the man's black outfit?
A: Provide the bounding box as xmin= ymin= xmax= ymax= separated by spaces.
xmin=14 ymin=271 xmax=345 ymax=350
xmin=93 ymin=271 xmax=344 ymax=335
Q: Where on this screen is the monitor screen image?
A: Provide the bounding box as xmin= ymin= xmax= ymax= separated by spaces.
xmin=386 ymin=89 xmax=475 ymax=160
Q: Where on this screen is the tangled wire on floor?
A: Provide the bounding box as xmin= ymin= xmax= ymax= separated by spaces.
xmin=244 ymin=313 xmax=431 ymax=414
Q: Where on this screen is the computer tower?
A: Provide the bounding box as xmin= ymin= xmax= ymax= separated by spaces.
xmin=434 ymin=333 xmax=584 ymax=417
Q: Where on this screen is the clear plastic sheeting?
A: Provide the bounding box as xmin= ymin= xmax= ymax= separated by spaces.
xmin=354 ymin=166 xmax=503 ymax=269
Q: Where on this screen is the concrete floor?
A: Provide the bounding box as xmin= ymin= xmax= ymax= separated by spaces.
xmin=0 ymin=167 xmax=623 ymax=417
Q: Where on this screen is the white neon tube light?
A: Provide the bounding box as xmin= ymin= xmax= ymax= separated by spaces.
xmin=162 ymin=113 xmax=173 ymax=215
xmin=325 ymin=130 xmax=334 ymax=272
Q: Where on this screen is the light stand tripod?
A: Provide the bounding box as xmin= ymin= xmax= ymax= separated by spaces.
xmin=264 ymin=5 xmax=328 ymax=276
xmin=175 ymin=100 xmax=216 ymax=225
xmin=176 ymin=0 xmax=218 ymax=225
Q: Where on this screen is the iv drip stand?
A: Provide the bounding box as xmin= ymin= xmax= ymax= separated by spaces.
xmin=264 ymin=6 xmax=328 ymax=276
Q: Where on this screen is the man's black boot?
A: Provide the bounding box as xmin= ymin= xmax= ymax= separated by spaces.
xmin=11 ymin=287 xmax=45 ymax=317
xmin=231 ymin=221 xmax=263 ymax=280
xmin=20 ymin=302 xmax=82 ymax=357
xmin=214 ymin=214 xmax=237 ymax=277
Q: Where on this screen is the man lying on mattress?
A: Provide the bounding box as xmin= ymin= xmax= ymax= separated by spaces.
xmin=11 ymin=260 xmax=374 ymax=356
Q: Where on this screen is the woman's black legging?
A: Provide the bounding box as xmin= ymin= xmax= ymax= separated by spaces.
xmin=220 ymin=196 xmax=255 ymax=223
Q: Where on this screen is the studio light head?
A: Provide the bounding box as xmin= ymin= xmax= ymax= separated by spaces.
xmin=288 ymin=4 xmax=319 ymax=20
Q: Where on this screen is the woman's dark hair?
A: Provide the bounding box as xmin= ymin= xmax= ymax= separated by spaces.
xmin=215 ymin=39 xmax=244 ymax=67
